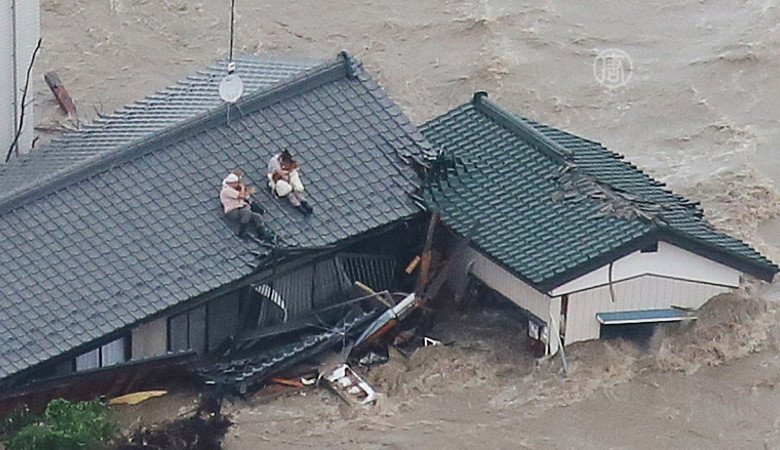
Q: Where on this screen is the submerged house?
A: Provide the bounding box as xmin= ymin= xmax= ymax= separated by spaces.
xmin=0 ymin=52 xmax=431 ymax=393
xmin=422 ymin=92 xmax=778 ymax=352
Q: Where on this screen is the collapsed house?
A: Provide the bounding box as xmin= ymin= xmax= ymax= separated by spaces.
xmin=1 ymin=51 xmax=778 ymax=408
xmin=0 ymin=51 xmax=433 ymax=399
xmin=421 ymin=92 xmax=779 ymax=353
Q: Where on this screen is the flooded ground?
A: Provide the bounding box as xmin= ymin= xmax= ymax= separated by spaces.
xmin=218 ymin=292 xmax=780 ymax=449
xmin=35 ymin=0 xmax=780 ymax=448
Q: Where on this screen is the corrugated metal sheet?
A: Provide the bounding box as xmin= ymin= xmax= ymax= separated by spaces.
xmin=339 ymin=253 xmax=398 ymax=293
xmin=565 ymin=275 xmax=730 ymax=344
xmin=253 ymin=253 xmax=398 ymax=328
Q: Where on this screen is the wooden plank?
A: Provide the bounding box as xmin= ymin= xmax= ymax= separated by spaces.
xmin=414 ymin=213 xmax=439 ymax=297
xmin=44 ymin=71 xmax=78 ymax=118
xmin=404 ymin=255 xmax=421 ymax=274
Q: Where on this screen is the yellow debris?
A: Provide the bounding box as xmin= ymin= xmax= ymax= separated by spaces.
xmin=109 ymin=390 xmax=167 ymax=406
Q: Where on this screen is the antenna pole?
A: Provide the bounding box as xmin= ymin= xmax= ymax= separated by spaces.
xmin=229 ymin=0 xmax=236 ymax=61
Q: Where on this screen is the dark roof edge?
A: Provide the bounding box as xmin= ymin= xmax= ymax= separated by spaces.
xmin=471 ymin=92 xmax=573 ymax=163
xmin=0 ymin=54 xmax=351 ymax=216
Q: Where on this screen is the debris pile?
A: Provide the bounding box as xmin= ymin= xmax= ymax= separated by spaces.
xmin=116 ymin=397 xmax=232 ymax=450
xmin=197 ymin=307 xmax=382 ymax=395
xmin=195 ymin=290 xmax=423 ymax=404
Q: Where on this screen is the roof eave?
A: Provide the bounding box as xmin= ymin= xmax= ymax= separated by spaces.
xmin=0 ymin=213 xmax=424 ymax=387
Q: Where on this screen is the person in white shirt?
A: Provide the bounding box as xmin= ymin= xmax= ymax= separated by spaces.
xmin=267 ymin=150 xmax=313 ymax=215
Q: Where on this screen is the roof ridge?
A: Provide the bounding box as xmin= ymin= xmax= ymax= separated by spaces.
xmin=0 ymin=54 xmax=350 ymax=215
xmin=468 ymin=93 xmax=708 ymax=224
xmin=472 ymin=92 xmax=574 ymax=163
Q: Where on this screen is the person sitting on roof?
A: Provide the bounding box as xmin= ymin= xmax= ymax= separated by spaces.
xmin=267 ymin=150 xmax=313 ymax=215
xmin=223 ymin=169 xmax=264 ymax=214
xmin=220 ymin=173 xmax=273 ymax=240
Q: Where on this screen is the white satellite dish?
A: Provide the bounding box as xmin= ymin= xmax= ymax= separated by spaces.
xmin=219 ymin=62 xmax=244 ymax=103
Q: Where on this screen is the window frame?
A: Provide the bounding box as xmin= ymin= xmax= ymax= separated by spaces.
xmin=167 ymin=305 xmax=209 ymax=354
xmin=74 ymin=335 xmax=130 ymax=372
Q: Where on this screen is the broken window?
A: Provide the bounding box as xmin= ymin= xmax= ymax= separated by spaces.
xmin=250 ymin=254 xmax=395 ymax=329
xmin=338 ymin=253 xmax=398 ymax=293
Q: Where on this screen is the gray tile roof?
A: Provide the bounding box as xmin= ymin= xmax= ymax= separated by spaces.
xmin=0 ymin=52 xmax=429 ymax=383
xmin=0 ymin=55 xmax=322 ymax=202
xmin=422 ymin=93 xmax=778 ymax=291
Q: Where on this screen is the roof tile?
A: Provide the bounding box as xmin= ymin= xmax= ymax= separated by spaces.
xmin=0 ymin=53 xmax=428 ymax=382
xmin=422 ymin=95 xmax=778 ymax=289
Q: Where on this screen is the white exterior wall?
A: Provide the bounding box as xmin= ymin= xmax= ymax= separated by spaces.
xmin=1 ymin=0 xmax=40 ymax=158
xmin=131 ymin=316 xmax=168 ymax=359
xmin=455 ymin=239 xmax=741 ymax=349
xmin=552 ymin=241 xmax=740 ymax=296
xmin=564 ymin=275 xmax=732 ymax=344
xmin=459 ymin=246 xmax=560 ymax=354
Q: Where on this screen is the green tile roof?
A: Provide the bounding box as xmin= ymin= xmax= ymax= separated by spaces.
xmin=421 ymin=93 xmax=778 ymax=291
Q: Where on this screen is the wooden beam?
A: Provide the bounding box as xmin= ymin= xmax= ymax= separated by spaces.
xmin=404 ymin=255 xmax=421 ymax=274
xmin=44 ymin=71 xmax=78 ymax=118
xmin=414 ymin=212 xmax=439 ymax=298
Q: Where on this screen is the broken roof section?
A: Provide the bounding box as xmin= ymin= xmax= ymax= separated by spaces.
xmin=0 ymin=55 xmax=322 ymax=202
xmin=421 ymin=92 xmax=778 ymax=291
xmin=0 ymin=51 xmax=430 ymax=383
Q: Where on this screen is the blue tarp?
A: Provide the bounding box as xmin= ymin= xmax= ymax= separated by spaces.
xmin=597 ymin=309 xmax=696 ymax=325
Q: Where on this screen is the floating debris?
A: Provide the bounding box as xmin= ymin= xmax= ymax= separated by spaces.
xmin=320 ymin=364 xmax=378 ymax=405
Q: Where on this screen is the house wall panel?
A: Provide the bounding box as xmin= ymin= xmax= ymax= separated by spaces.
xmin=0 ymin=0 xmax=39 ymax=157
xmin=208 ymin=291 xmax=240 ymax=352
xmin=0 ymin=1 xmax=14 ymax=153
xmin=463 ymin=246 xmax=551 ymax=319
xmin=552 ymin=242 xmax=740 ymax=296
xmin=457 ymin=245 xmax=560 ymax=354
xmin=131 ymin=316 xmax=167 ymax=359
xmin=565 ymin=275 xmax=731 ymax=344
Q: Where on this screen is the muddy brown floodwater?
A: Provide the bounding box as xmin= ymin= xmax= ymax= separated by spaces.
xmin=217 ymin=293 xmax=780 ymax=449
xmin=35 ymin=0 xmax=780 ymax=448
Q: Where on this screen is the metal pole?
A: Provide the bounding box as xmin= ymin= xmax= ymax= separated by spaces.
xmin=11 ymin=0 xmax=20 ymax=139
xmin=229 ymin=0 xmax=235 ymax=61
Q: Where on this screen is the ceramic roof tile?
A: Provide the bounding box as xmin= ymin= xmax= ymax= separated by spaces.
xmin=0 ymin=55 xmax=323 ymax=203
xmin=0 ymin=52 xmax=427 ymax=383
xmin=421 ymin=94 xmax=778 ymax=291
